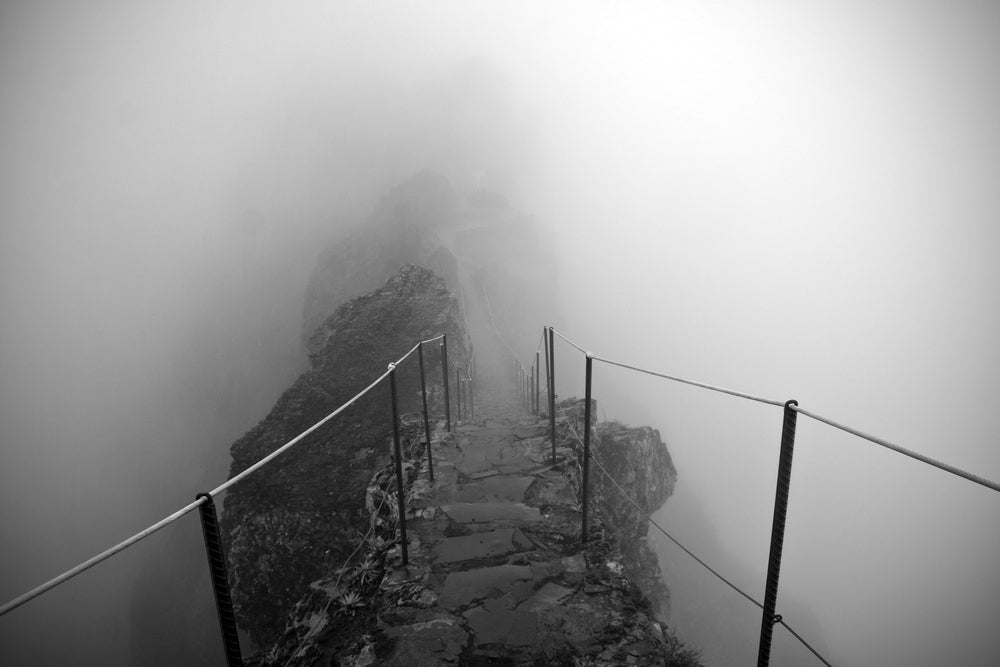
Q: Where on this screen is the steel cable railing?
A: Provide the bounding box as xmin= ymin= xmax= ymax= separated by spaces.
xmin=549 ymin=327 xmax=999 ymax=492
xmin=0 ymin=330 xmax=460 ymax=665
xmin=542 ymin=325 xmax=1000 ymax=667
xmin=590 ymin=354 xmax=784 ymax=407
xmin=791 ymin=405 xmax=1000 ymax=493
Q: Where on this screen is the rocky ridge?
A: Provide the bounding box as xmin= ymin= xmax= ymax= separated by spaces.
xmin=221 ymin=265 xmax=468 ymax=645
xmin=220 ymin=171 xmax=697 ymax=662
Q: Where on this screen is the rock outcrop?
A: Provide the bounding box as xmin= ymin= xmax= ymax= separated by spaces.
xmin=559 ymin=403 xmax=679 ymax=620
xmin=221 ymin=265 xmax=467 ymax=646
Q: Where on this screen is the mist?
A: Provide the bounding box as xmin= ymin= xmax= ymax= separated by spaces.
xmin=2 ymin=1 xmax=998 ymax=665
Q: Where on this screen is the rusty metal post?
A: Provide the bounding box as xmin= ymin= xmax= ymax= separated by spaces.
xmin=195 ymin=492 xmax=244 ymax=667
xmin=757 ymin=400 xmax=799 ymax=667
xmin=388 ymin=365 xmax=409 ymax=565
xmin=441 ymin=337 xmax=451 ymax=432
xmin=418 ymin=343 xmax=434 ymax=482
xmin=548 ymin=327 xmax=556 ymax=463
xmin=581 ymin=354 xmax=593 ymax=543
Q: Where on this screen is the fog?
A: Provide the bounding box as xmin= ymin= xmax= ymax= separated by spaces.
xmin=2 ymin=1 xmax=998 ymax=665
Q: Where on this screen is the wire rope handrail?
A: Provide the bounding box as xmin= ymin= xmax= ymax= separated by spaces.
xmin=791 ymin=405 xmax=1000 ymax=493
xmin=0 ymin=335 xmax=449 ymax=619
xmin=592 ymin=355 xmax=785 ymax=407
xmin=542 ymin=326 xmax=1000 ymax=666
xmin=549 ymin=327 xmax=588 ymax=355
xmin=0 ymin=497 xmax=208 ymax=618
xmin=553 ymin=338 xmax=999 ymax=493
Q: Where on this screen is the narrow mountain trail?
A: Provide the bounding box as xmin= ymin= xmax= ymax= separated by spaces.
xmin=371 ymin=379 xmax=667 ymax=665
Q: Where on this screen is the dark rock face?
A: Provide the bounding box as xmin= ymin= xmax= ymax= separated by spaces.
xmin=302 ymin=171 xmax=461 ymax=351
xmin=557 ymin=401 xmax=678 ymax=620
xmin=592 ymin=420 xmax=678 ymax=619
xmin=221 ymin=265 xmax=467 ymax=646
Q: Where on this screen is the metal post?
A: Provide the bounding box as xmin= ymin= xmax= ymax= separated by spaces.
xmin=535 ymin=351 xmax=540 ymax=415
xmin=522 ymin=366 xmax=526 ymax=410
xmin=581 ymin=354 xmax=593 ymax=543
xmin=418 ymin=343 xmax=434 ymax=482
xmin=757 ymin=400 xmax=799 ymax=667
xmin=543 ymin=327 xmax=551 ymax=408
xmin=195 ymin=492 xmax=244 ymax=667
xmin=530 ymin=366 xmax=535 ymax=416
xmin=548 ymin=327 xmax=556 ymax=463
xmin=388 ymin=365 xmax=409 ymax=565
xmin=521 ymin=366 xmax=526 ymax=410
xmin=441 ymin=336 xmax=451 ymax=432
xmin=525 ymin=369 xmax=530 ymax=411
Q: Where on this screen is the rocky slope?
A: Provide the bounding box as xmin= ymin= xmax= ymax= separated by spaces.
xmin=221 ymin=265 xmax=468 ymax=646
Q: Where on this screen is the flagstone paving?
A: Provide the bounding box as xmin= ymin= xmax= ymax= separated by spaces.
xmin=369 ymin=385 xmax=671 ymax=665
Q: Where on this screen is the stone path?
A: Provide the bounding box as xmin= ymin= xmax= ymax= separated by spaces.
xmin=373 ymin=386 xmax=668 ymax=665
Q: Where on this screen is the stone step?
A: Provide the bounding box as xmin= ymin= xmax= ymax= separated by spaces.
xmin=436 ymin=564 xmax=534 ymax=608
xmin=451 ymin=475 xmax=535 ymax=503
xmin=440 ymin=502 xmax=541 ymax=524
xmin=461 ymin=582 xmax=577 ymax=649
xmin=432 ymin=527 xmax=533 ymax=564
